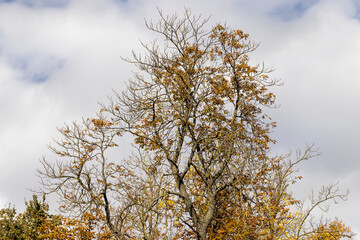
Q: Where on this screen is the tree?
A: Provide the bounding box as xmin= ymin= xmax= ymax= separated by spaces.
xmin=0 ymin=205 xmax=22 ymax=239
xmin=0 ymin=195 xmax=50 ymax=240
xmin=38 ymin=9 xmax=354 ymax=239
xmin=0 ymin=195 xmax=112 ymax=239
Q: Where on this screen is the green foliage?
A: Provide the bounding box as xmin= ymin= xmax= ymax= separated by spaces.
xmin=0 ymin=195 xmax=48 ymax=240
xmin=21 ymin=195 xmax=48 ymax=239
xmin=0 ymin=204 xmax=23 ymax=239
xmin=0 ymin=195 xmax=112 ymax=240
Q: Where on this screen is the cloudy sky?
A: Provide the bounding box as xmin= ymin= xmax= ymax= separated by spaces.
xmin=0 ymin=0 xmax=359 ymax=234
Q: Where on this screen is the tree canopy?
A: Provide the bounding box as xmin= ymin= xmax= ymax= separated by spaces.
xmin=36 ymin=9 xmax=354 ymax=240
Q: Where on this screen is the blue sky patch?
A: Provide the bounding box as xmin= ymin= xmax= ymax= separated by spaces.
xmin=9 ymin=54 xmax=64 ymax=84
xmin=352 ymin=0 xmax=360 ymax=19
xmin=111 ymin=0 xmax=128 ymax=7
xmin=31 ymin=72 xmax=50 ymax=83
xmin=0 ymin=0 xmax=69 ymax=8
xmin=270 ymin=0 xmax=319 ymax=21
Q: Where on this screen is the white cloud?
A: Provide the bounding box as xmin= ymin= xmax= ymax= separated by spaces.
xmin=0 ymin=0 xmax=141 ymax=208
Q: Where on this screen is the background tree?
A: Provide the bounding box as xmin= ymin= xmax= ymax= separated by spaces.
xmin=21 ymin=195 xmax=48 ymax=239
xmin=38 ymin=9 xmax=354 ymax=239
xmin=0 ymin=204 xmax=22 ymax=239
xmin=0 ymin=195 xmax=112 ymax=239
xmin=0 ymin=195 xmax=50 ymax=240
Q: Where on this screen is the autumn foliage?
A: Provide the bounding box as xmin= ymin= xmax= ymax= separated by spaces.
xmin=32 ymin=9 xmax=355 ymax=240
